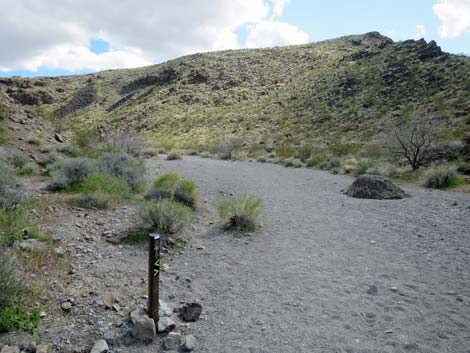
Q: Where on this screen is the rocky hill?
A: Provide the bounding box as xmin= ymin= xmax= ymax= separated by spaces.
xmin=1 ymin=32 xmax=469 ymax=162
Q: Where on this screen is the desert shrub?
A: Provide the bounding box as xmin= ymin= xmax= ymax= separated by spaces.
xmin=41 ymin=152 xmax=60 ymax=167
xmin=0 ymin=303 xmax=40 ymax=333
xmin=0 ymin=104 xmax=12 ymax=120
xmin=352 ymin=159 xmax=373 ymax=176
xmin=274 ymin=144 xmax=295 ymax=159
xmin=48 ymin=158 xmax=96 ymax=191
xmin=0 ymin=162 xmax=21 ymax=211
xmin=218 ymin=195 xmax=262 ymax=232
xmin=0 ymin=256 xmax=25 ymax=309
xmin=149 ymin=173 xmax=199 ymax=209
xmin=200 ymin=151 xmax=211 ymax=158
xmin=136 ymin=199 xmax=193 ymax=234
xmin=154 ymin=172 xmax=179 ymax=191
xmin=423 ymin=166 xmax=459 ymax=189
xmin=68 ymin=192 xmax=113 ymax=210
xmin=74 ymin=127 xmax=101 ymax=148
xmin=58 ymin=144 xmax=81 ymax=157
xmin=256 ymin=156 xmax=267 ymax=163
xmin=457 ymin=163 xmax=470 ymax=175
xmin=16 ymin=162 xmax=36 ymax=176
xmin=318 ymin=157 xmax=341 ymax=170
xmin=105 ymin=134 xmax=147 ymax=157
xmin=26 ymin=136 xmax=41 ymax=146
xmin=166 ymin=151 xmax=182 ymax=160
xmin=97 ymin=153 xmax=145 ymax=191
xmin=141 ymin=148 xmax=159 ymax=159
xmin=283 ymin=158 xmax=302 ymax=168
xmin=296 ymin=145 xmax=313 ymax=162
xmin=5 ymin=149 xmax=29 ymax=171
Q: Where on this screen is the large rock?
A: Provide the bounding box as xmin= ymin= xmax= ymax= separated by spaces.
xmin=130 ymin=309 xmax=156 ymax=342
xmin=346 ymin=175 xmax=408 ymax=200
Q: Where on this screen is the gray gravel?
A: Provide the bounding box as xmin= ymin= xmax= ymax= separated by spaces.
xmin=151 ymin=156 xmax=470 ymax=353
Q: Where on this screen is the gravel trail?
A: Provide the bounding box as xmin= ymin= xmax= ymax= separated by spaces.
xmin=151 ymin=156 xmax=470 ymax=353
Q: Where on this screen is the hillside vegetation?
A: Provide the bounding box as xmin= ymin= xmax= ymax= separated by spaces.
xmin=1 ymin=32 xmax=469 ymax=179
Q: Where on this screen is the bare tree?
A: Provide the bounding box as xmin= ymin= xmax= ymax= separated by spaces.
xmin=393 ymin=120 xmax=435 ymax=170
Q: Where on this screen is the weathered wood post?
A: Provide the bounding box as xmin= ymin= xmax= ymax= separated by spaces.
xmin=148 ymin=233 xmax=161 ymax=324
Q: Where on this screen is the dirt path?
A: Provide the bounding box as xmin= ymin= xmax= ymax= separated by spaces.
xmin=150 ymin=156 xmax=470 ymax=353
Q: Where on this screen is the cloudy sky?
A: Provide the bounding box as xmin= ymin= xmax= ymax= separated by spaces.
xmin=0 ymin=0 xmax=469 ymax=77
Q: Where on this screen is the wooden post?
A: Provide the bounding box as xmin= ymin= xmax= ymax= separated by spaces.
xmin=148 ymin=233 xmax=160 ymax=324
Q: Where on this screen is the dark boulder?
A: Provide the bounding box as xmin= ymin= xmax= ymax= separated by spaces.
xmin=346 ymin=175 xmax=408 ymax=200
xmin=179 ymin=302 xmax=202 ymax=322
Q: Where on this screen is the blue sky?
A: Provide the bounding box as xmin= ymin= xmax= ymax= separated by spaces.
xmin=1 ymin=0 xmax=468 ymax=78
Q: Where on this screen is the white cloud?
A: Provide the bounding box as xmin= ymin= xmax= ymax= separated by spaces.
xmin=271 ymin=0 xmax=291 ymax=18
xmin=433 ymin=0 xmax=470 ymax=38
xmin=415 ymin=24 xmax=427 ymax=39
xmin=0 ymin=0 xmax=309 ymax=73
xmin=246 ymin=20 xmax=309 ymax=48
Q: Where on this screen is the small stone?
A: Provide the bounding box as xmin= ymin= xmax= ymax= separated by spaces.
xmin=103 ymin=331 xmax=116 ymax=346
xmin=456 ymin=296 xmax=464 ymax=302
xmin=196 ymin=245 xmax=205 ymax=250
xmin=384 ymin=330 xmax=393 ymax=334
xmin=90 ymin=339 xmax=108 ymax=353
xmin=390 ymin=287 xmax=398 ymax=293
xmin=367 ymin=285 xmax=378 ymax=295
xmin=1 ymin=346 xmax=20 ymax=353
xmin=54 ymin=133 xmax=64 ymax=143
xmin=54 ymin=247 xmax=66 ymax=256
xmin=180 ymin=302 xmax=203 ymax=322
xmin=96 ymin=221 xmax=105 ymax=226
xmin=183 ymin=335 xmax=197 ymax=351
xmin=112 ymin=303 xmax=121 ymax=312
xmin=369 ymin=241 xmax=376 ymax=244
xmin=61 ymin=302 xmax=72 ymax=311
xmin=36 ymin=345 xmax=50 ymax=353
xmin=447 ymin=291 xmax=457 ymax=296
xmin=158 ymin=317 xmax=176 ymax=333
xmin=163 ymin=332 xmax=182 ymax=350
xmin=161 ymin=263 xmax=170 ymax=272
xmin=39 ymin=310 xmax=47 ymax=318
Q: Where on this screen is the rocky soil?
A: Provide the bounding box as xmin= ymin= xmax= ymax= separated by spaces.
xmin=2 ymin=155 xmax=470 ymax=353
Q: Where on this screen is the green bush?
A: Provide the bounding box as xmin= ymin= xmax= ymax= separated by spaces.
xmin=0 ymin=256 xmax=24 ymax=309
xmin=423 ymin=166 xmax=459 ymax=189
xmin=166 ymin=151 xmax=182 ymax=160
xmin=0 ymin=104 xmax=12 ymax=120
xmin=0 ymin=304 xmax=40 ymax=333
xmin=26 ymin=137 xmax=41 ymax=146
xmin=200 ymin=151 xmax=211 ymax=158
xmin=148 ymin=173 xmax=199 ymax=209
xmin=218 ymin=195 xmax=262 ymax=232
xmin=17 ymin=162 xmax=36 ymax=176
xmin=77 ymin=173 xmax=131 ymax=199
xmin=136 ymin=199 xmax=193 ymax=234
xmin=97 ymin=153 xmax=145 ymax=191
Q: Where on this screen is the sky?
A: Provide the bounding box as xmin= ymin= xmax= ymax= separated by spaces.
xmin=0 ymin=0 xmax=469 ymax=77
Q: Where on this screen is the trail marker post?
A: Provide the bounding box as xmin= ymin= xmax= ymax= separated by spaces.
xmin=148 ymin=233 xmax=161 ymax=324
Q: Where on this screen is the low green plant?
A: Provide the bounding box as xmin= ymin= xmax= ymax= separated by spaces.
xmin=77 ymin=173 xmax=131 ymax=199
xmin=26 ymin=137 xmax=41 ymax=146
xmin=318 ymin=157 xmax=341 ymax=171
xmin=0 ymin=304 xmax=41 ymax=333
xmin=136 ymin=199 xmax=193 ymax=234
xmin=200 ymin=151 xmax=211 ymax=158
xmin=423 ymin=166 xmax=460 ymax=189
xmin=154 ymin=172 xmax=180 ymax=191
xmin=218 ymin=195 xmax=262 ymax=232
